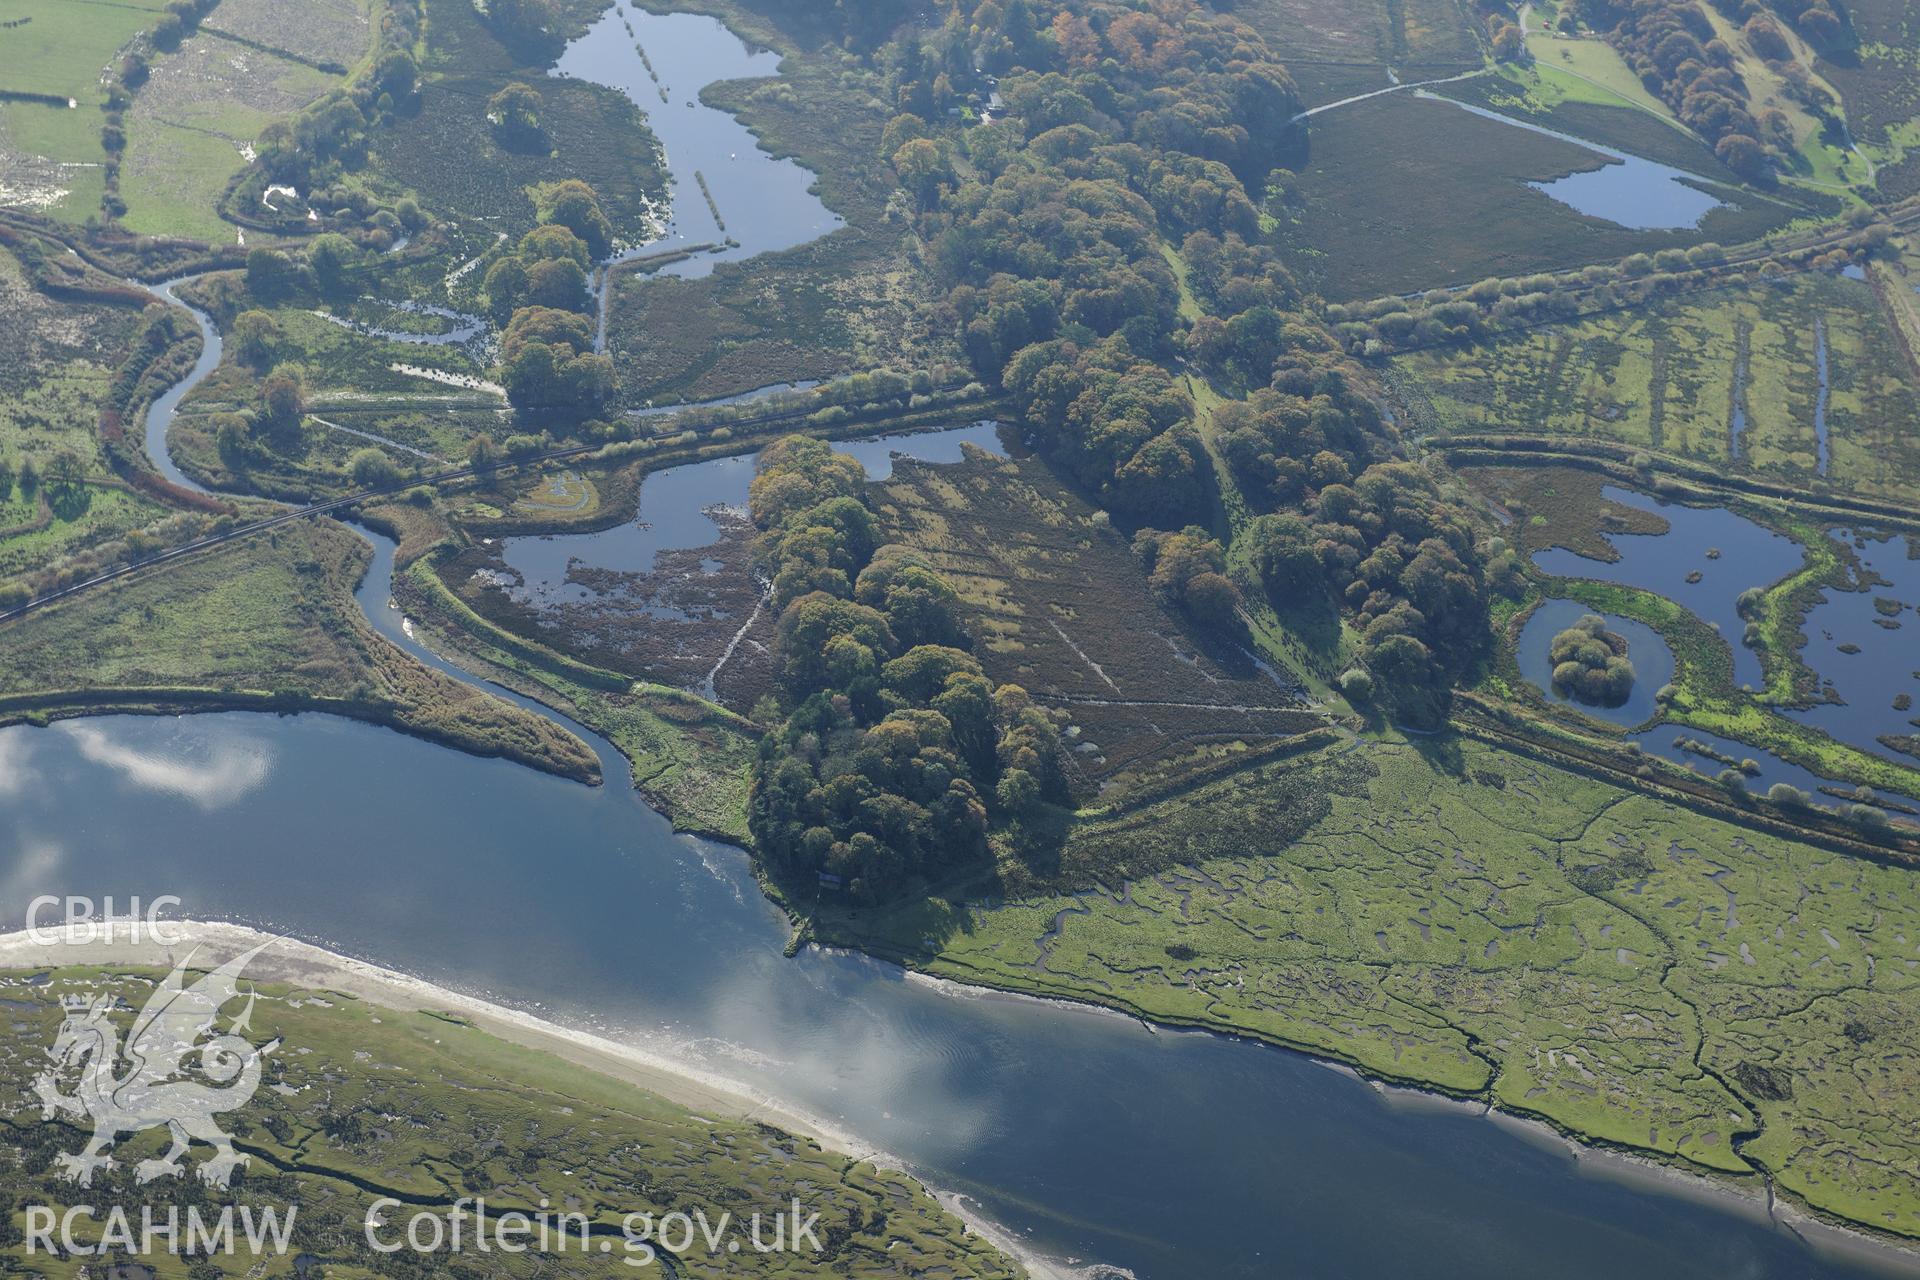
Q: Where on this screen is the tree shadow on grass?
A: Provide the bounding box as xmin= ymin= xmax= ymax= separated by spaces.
xmin=1405 ymin=727 xmax=1467 ymax=778
xmin=1271 ymin=594 xmax=1344 ymax=660
xmin=1002 ymin=804 xmax=1073 ymax=887
xmin=48 ymin=484 xmax=93 ymax=522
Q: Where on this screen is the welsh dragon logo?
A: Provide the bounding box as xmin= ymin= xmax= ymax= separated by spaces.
xmin=32 ymin=941 xmax=281 ymax=1188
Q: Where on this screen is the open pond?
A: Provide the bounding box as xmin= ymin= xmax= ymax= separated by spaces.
xmin=1518 ymin=598 xmax=1675 ymax=727
xmin=1785 ymin=529 xmax=1920 ymax=770
xmin=1429 ymin=96 xmax=1729 ymax=230
xmin=497 ymin=420 xmax=1005 ymax=607
xmin=1532 ymin=486 xmax=1804 ymax=690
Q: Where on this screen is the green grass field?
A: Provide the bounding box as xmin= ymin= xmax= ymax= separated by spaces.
xmin=1699 ymin=4 xmax=1860 ymax=192
xmin=0 ymin=0 xmax=171 ymax=221
xmin=1519 ymin=31 xmax=1675 ymax=119
xmin=0 ymin=245 xmax=178 ymax=583
xmin=0 ymin=0 xmax=169 ymax=98
xmin=1514 ymin=0 xmax=1865 ymax=194
xmin=119 ymin=0 xmax=374 ymax=241
xmin=0 ymin=99 xmax=109 ymax=220
xmin=121 ymin=30 xmax=349 ymax=242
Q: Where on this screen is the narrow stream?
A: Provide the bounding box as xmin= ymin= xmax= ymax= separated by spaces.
xmin=316 ymin=299 xmax=488 ymax=347
xmin=1814 ymin=316 xmax=1831 ymax=477
xmin=140 ymin=277 xmax=226 ymax=495
xmin=63 ymin=341 xmax=1920 ymax=1273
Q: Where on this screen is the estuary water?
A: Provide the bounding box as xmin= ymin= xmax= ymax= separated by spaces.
xmin=53 ymin=6 xmax=1919 ymax=1272
xmin=7 ymin=708 xmax=1914 ymax=1279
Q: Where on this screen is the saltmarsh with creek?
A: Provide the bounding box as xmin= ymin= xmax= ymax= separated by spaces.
xmin=7 ymin=0 xmax=1920 ymax=1273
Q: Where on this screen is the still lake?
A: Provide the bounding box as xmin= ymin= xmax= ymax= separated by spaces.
xmin=1786 ymin=529 xmax=1920 ymax=768
xmin=554 ymin=3 xmax=842 ymax=280
xmin=498 ymin=420 xmax=1006 ymax=605
xmin=1532 ymin=485 xmax=1804 ymax=690
xmin=1517 ymin=598 xmax=1676 ymax=727
xmin=1426 ymin=95 xmax=1729 ymax=230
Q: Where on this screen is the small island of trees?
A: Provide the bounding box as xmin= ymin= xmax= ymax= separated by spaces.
xmin=1549 ymin=614 xmax=1638 ymax=707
